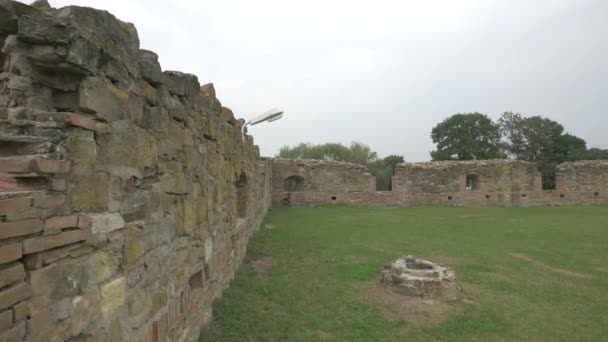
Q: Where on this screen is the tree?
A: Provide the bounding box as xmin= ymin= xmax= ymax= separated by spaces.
xmin=498 ymin=112 xmax=588 ymax=189
xmin=278 ymin=142 xmax=378 ymax=165
xmin=430 ymin=113 xmax=502 ymax=160
xmin=569 ymin=148 xmax=608 ymax=160
xmin=499 ymin=112 xmax=587 ymax=162
xmin=277 ymin=142 xmax=403 ymax=191
xmin=369 ymin=155 xmax=405 ymax=191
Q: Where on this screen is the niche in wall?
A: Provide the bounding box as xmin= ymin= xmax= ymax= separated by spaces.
xmin=284 ymin=175 xmax=305 ymax=192
xmin=465 ymin=174 xmax=480 ymax=191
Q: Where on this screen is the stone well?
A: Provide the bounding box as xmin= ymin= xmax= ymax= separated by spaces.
xmin=380 ymin=256 xmax=462 ymax=301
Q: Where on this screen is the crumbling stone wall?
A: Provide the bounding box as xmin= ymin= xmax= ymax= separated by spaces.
xmin=393 ymin=160 xmax=542 ymax=206
xmin=553 ymin=160 xmax=608 ymax=204
xmin=0 ymin=1 xmax=271 ymax=341
xmin=272 ymin=159 xmax=607 ymax=207
xmin=271 ymin=159 xmax=376 ymax=207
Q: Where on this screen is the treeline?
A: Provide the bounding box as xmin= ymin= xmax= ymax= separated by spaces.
xmin=277 ymin=142 xmax=403 ymax=191
xmin=430 ymin=112 xmax=608 ymax=188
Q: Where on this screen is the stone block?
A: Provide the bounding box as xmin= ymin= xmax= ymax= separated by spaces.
xmin=90 ymin=213 xmax=125 ymax=234
xmin=0 ymin=262 xmax=24 ymax=288
xmin=139 ymin=50 xmax=164 ymax=86
xmin=23 ymin=229 xmax=90 ymax=254
xmin=0 ymin=282 xmax=32 ymax=311
xmin=0 ymin=218 xmax=42 ymax=239
xmin=163 ymin=71 xmax=200 ymax=98
xmin=29 ymin=260 xmax=83 ymax=300
xmin=44 ymin=214 xmax=78 ymax=230
xmin=35 ymin=112 xmax=97 ymax=131
xmin=30 ymin=159 xmax=70 ymax=174
xmin=0 ymin=320 xmax=25 ymax=342
xmin=124 ymin=225 xmax=152 ymax=268
xmin=79 ymin=77 xmax=142 ymax=122
xmin=68 ymin=167 xmax=108 ymax=212
xmin=32 ymin=194 xmax=65 ymax=209
xmin=63 ymin=136 xmax=97 ymax=164
xmin=100 ymin=277 xmax=125 ymax=317
xmin=64 ymin=288 xmax=101 ymax=337
xmin=0 ymin=197 xmax=31 ymax=215
xmin=52 ymin=179 xmax=67 ymax=191
xmin=0 ymin=309 xmax=12 ymax=331
xmin=82 ymin=251 xmax=118 ymax=288
xmin=0 ymin=243 xmax=21 ymax=265
xmin=12 ymin=300 xmax=30 ymax=322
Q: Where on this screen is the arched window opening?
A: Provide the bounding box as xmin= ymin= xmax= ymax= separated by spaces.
xmin=465 ymin=174 xmax=480 ymax=191
xmin=236 ymin=173 xmax=248 ymax=218
xmin=284 ymin=175 xmax=305 ymax=192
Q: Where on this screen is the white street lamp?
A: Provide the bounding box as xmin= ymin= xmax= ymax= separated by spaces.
xmin=241 ymin=107 xmax=284 ymax=138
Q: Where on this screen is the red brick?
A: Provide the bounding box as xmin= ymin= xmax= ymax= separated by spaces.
xmin=33 ymin=194 xmax=65 ymax=209
xmin=12 ymin=300 xmax=29 ymax=322
xmin=0 ymin=244 xmax=21 ymax=265
xmin=0 ymin=262 xmax=24 ymax=288
xmin=30 ymin=159 xmax=70 ymax=174
xmin=0 ymin=309 xmax=12 ymax=331
xmin=0 ymin=282 xmax=32 ymax=311
xmin=0 ymin=320 xmax=25 ymax=342
xmin=23 ymin=229 xmax=91 ymax=254
xmin=0 ymin=197 xmax=32 ymax=215
xmin=44 ymin=215 xmax=78 ymax=230
xmin=0 ymin=176 xmax=37 ymax=192
xmin=0 ymin=158 xmax=32 ymax=173
xmin=0 ymin=219 xmax=42 ymax=240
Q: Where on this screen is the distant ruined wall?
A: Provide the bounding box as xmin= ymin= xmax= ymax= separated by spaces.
xmin=0 ymin=1 xmax=271 ymax=342
xmin=271 ymin=159 xmax=608 ymax=207
xmin=271 ymin=159 xmax=377 ymax=207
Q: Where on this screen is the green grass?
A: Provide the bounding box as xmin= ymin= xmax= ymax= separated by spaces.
xmin=200 ymin=206 xmax=608 ymax=341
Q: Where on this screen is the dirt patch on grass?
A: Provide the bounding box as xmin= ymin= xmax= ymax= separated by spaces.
xmin=510 ymin=253 xmax=593 ymax=279
xmin=595 ymin=267 xmax=608 ymax=273
xmin=264 ymin=224 xmax=276 ymax=229
xmin=366 ymin=283 xmax=466 ymax=326
xmin=304 ymin=329 xmax=333 ymax=340
xmin=251 ymin=256 xmax=274 ymax=275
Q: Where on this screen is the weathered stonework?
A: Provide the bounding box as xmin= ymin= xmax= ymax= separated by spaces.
xmin=0 ymin=1 xmax=607 ymax=341
xmin=0 ymin=1 xmax=271 ymax=341
xmin=272 ymin=159 xmax=608 ymax=207
xmin=380 ymin=256 xmax=461 ymax=301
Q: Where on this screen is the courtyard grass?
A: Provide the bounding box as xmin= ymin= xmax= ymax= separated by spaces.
xmin=200 ymin=206 xmax=608 ymax=341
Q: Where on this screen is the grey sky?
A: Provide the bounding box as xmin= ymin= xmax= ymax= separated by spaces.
xmin=49 ymin=0 xmax=608 ymax=161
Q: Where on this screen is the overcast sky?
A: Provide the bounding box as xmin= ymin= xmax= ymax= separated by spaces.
xmin=49 ymin=0 xmax=607 ymax=161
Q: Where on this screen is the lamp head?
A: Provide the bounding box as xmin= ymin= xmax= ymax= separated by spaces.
xmin=249 ymin=107 xmax=284 ymax=125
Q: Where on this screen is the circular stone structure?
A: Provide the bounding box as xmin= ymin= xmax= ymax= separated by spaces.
xmin=380 ymin=256 xmax=462 ymax=301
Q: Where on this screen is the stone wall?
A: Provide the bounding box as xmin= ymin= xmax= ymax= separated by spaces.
xmin=0 ymin=1 xmax=271 ymax=341
xmin=272 ymin=159 xmax=608 ymax=207
xmin=271 ymin=159 xmax=376 ymax=207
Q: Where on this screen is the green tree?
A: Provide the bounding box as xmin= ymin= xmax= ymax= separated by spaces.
xmin=568 ymin=148 xmax=608 ymax=160
xmin=369 ymin=155 xmax=405 ymax=191
xmin=277 ymin=142 xmax=402 ymax=191
xmin=278 ymin=142 xmax=378 ymax=165
xmin=498 ymin=112 xmax=587 ymax=189
xmin=430 ymin=113 xmax=502 ymax=160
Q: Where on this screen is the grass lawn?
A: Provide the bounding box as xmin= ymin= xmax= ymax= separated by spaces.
xmin=200 ymin=206 xmax=608 ymax=341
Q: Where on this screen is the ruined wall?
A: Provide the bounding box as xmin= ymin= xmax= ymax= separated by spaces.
xmin=393 ymin=160 xmax=542 ymax=206
xmin=271 ymin=159 xmax=377 ymax=207
xmin=272 ymin=159 xmax=608 ymax=208
xmin=0 ymin=1 xmax=271 ymax=341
